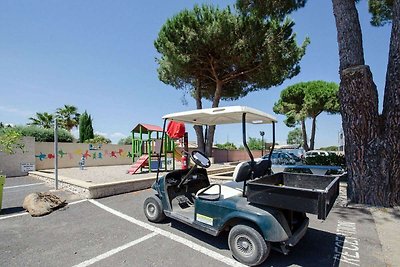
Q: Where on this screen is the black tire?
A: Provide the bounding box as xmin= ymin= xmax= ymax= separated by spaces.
xmin=143 ymin=196 xmax=165 ymax=223
xmin=228 ymin=224 xmax=270 ymax=266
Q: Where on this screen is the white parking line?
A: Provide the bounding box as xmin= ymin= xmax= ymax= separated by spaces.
xmin=4 ymin=183 xmax=45 ymax=189
xmin=0 ymin=199 xmax=88 ymax=220
xmin=72 ymin=232 xmax=158 ymax=267
xmin=89 ymin=199 xmax=246 ymax=267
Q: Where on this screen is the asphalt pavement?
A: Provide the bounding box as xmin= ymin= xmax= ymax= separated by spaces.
xmin=0 ymin=176 xmax=389 ymax=267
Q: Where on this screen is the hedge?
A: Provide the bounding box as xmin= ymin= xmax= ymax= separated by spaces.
xmin=1 ymin=125 xmax=74 ymax=142
xmin=304 ymin=154 xmax=346 ymax=167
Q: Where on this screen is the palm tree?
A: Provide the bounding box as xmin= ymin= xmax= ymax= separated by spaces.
xmin=56 ymin=105 xmax=80 ymax=132
xmin=28 ymin=112 xmax=54 ymax=128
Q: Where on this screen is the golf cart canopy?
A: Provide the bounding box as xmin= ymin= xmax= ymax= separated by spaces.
xmin=162 ymin=106 xmax=277 ymax=126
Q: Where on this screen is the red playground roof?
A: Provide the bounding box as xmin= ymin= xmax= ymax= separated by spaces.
xmin=132 ymin=123 xmax=163 ymax=133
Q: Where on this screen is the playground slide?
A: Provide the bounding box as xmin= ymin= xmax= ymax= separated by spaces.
xmin=127 ymin=155 xmax=149 ymax=174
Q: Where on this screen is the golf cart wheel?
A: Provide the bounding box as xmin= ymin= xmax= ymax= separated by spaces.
xmin=143 ymin=196 xmax=165 ymax=223
xmin=228 ymin=224 xmax=270 ymax=266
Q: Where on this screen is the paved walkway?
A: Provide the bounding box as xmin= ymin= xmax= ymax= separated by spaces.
xmin=370 ymin=206 xmax=400 ymax=267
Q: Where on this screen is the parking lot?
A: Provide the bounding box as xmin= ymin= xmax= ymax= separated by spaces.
xmin=0 ymin=176 xmax=387 ymax=266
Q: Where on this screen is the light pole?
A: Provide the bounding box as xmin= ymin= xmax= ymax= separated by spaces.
xmin=259 ymin=131 xmax=265 ymax=156
xmin=54 ymin=118 xmax=59 ymax=190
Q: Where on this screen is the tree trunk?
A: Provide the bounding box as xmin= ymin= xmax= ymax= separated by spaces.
xmin=308 ymin=117 xmax=317 ymax=150
xmin=382 ymin=0 xmax=400 ymax=205
xmin=193 ymin=79 xmax=205 ymax=153
xmin=332 ymin=0 xmax=398 ymax=206
xmin=301 ymin=119 xmax=309 ymax=151
xmin=205 ymin=81 xmax=223 ymax=156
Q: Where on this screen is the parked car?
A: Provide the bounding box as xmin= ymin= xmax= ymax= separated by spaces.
xmin=305 ymin=150 xmax=329 ymax=158
xmin=285 ymin=152 xmax=303 ymax=163
xmin=262 ymin=151 xmax=296 ymax=165
xmin=278 ymin=148 xmax=306 ymax=159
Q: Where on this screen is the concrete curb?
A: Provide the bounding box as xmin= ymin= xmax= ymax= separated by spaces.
xmin=29 ymin=171 xmax=155 ymax=199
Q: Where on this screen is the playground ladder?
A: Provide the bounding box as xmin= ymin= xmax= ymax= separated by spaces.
xmin=127 ymin=155 xmax=149 ymax=174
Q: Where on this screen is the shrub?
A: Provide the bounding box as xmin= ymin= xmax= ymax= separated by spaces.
xmin=304 ymin=154 xmax=346 ymax=167
xmin=3 ymin=125 xmax=74 ymax=142
xmin=0 ymin=129 xmax=24 ymax=154
xmin=84 ymin=134 xmax=111 ymax=144
xmin=118 ymin=136 xmax=132 ymax=145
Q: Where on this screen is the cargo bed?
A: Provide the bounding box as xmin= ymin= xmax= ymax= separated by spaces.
xmin=247 ymin=172 xmax=340 ymax=220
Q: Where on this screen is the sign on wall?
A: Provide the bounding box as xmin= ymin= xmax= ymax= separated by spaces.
xmin=21 ymin=162 xmax=35 ymax=172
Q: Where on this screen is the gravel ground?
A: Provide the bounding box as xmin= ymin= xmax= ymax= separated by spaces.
xmin=40 ymin=165 xmax=161 ymax=184
xmin=38 ymin=164 xmax=232 ymax=185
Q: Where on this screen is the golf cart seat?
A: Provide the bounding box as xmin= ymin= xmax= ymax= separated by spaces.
xmin=195 ymin=159 xmax=271 ymax=200
xmin=233 ymin=159 xmax=271 ymax=182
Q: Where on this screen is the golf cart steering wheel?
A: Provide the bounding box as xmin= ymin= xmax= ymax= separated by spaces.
xmin=177 ymin=150 xmax=210 ymax=189
xmin=191 ymin=150 xmax=211 ymax=168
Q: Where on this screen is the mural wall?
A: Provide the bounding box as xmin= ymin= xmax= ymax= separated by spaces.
xmin=35 ymin=142 xmax=132 ymax=170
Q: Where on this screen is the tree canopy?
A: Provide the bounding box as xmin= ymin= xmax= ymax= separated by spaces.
xmin=368 ymin=0 xmax=394 ymax=26
xmin=273 ymin=80 xmax=340 ymax=150
xmin=56 ymin=105 xmax=80 ymax=132
xmin=28 ymin=112 xmax=54 ymax=129
xmin=155 ymin=4 xmax=308 ymax=155
xmin=236 ymin=0 xmax=306 ymax=20
xmin=79 ymin=111 xmax=94 ymax=143
xmin=287 ymin=127 xmax=303 ymax=145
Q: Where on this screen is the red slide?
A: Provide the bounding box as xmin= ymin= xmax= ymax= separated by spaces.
xmin=127 ymin=155 xmax=149 ymax=174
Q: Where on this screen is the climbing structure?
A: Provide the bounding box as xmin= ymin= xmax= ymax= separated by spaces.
xmin=127 ymin=123 xmax=175 ymax=174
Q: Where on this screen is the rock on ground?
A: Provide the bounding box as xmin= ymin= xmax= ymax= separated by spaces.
xmin=23 ymin=192 xmax=66 ymax=217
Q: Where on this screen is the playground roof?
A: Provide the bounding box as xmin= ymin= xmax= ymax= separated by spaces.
xmin=162 ymin=106 xmax=277 ymax=125
xmin=132 ymin=123 xmax=163 ymax=133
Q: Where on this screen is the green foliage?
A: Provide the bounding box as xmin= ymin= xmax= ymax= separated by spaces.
xmin=273 ymin=85 xmax=306 ymax=127
xmin=274 ymin=80 xmax=339 ymax=125
xmin=56 ymin=105 xmax=80 ymax=131
xmin=118 ymin=136 xmax=132 ymax=145
xmin=273 ymin=80 xmax=339 ymax=150
xmin=304 ymin=154 xmax=346 ymax=167
xmin=319 ymin=146 xmax=338 ymax=151
xmin=84 ymin=134 xmax=111 ymax=144
xmin=79 ymin=111 xmax=94 ymax=143
xmin=215 ymin=142 xmax=237 ymax=150
xmin=0 ymin=129 xmax=24 ymax=154
xmin=236 ymin=0 xmax=307 ymax=20
xmin=302 ymin=81 xmax=340 ymax=117
xmin=1 ymin=125 xmax=73 ymax=142
xmin=155 ymin=4 xmax=309 ymax=101
xmin=28 ymin=112 xmax=54 ymax=129
xmin=247 ymin=137 xmax=264 ymax=150
xmin=287 ymin=127 xmax=303 ymax=145
xmin=368 ymin=0 xmax=393 ymax=26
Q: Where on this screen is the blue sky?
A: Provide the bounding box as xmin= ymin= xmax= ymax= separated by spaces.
xmin=0 ymin=1 xmax=391 ymax=147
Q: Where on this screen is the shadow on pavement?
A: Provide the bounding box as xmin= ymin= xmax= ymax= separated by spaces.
xmin=0 ymin=206 xmax=25 ymax=215
xmin=169 ymin=218 xmax=340 ymax=267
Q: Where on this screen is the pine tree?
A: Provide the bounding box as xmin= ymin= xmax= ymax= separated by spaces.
xmin=79 ymin=111 xmax=94 ymax=143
